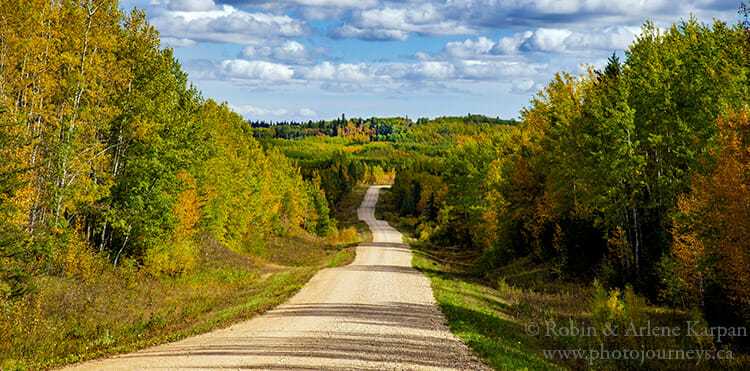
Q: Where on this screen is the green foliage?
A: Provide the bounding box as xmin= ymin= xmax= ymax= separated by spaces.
xmin=383 ymin=16 xmax=750 ymax=343
xmin=0 ymin=2 xmax=326 ymax=271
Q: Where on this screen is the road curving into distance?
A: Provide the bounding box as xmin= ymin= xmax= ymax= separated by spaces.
xmin=63 ymin=185 xmax=489 ymax=370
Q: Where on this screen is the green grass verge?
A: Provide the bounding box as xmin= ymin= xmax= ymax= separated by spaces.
xmin=412 ymin=247 xmax=565 ymax=371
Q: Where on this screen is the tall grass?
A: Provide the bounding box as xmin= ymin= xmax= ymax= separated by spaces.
xmin=0 ymin=235 xmax=354 ymax=370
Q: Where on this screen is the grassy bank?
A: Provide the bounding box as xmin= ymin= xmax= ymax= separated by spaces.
xmin=0 ymin=188 xmax=369 ymax=370
xmin=411 ymin=243 xmax=750 ymax=370
xmin=411 ymin=245 xmax=564 ymax=370
xmin=375 ymin=188 xmax=749 ymax=370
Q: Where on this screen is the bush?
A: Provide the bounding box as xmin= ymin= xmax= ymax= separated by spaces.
xmin=330 ymin=226 xmax=359 ymax=245
xmin=143 ymin=240 xmax=197 ymax=277
xmin=52 ymin=232 xmax=106 ymax=283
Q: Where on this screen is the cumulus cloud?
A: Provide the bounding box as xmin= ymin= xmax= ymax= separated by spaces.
xmin=150 ymin=4 xmax=310 ymax=45
xmin=230 ymin=104 xmax=289 ymax=117
xmin=293 ymin=0 xmax=376 ymax=7
xmin=328 ymin=24 xmax=408 ymax=41
xmin=321 ymin=0 xmax=734 ymax=41
xmin=168 ymin=0 xmax=217 ymax=11
xmin=228 ymin=104 xmax=319 ymax=120
xmin=298 ymin=107 xmax=317 ymax=117
xmin=220 ymin=60 xmax=295 ymax=81
xmin=511 ymin=79 xmax=538 ymax=94
xmin=161 ymin=37 xmax=198 ymax=47
xmin=301 ymin=62 xmax=380 ymax=83
xmin=492 ymin=32 xmax=534 ymax=55
xmin=441 ymin=37 xmax=496 ymax=59
xmin=517 ymin=26 xmax=640 ymax=54
xmin=329 ymin=3 xmax=477 ymax=40
xmin=241 ymin=40 xmax=325 ymax=65
xmin=404 ymin=62 xmax=456 ymax=80
xmin=421 ymin=26 xmax=639 ymax=63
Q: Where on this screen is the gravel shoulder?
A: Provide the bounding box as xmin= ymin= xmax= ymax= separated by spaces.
xmin=63 ymin=185 xmax=489 ymax=370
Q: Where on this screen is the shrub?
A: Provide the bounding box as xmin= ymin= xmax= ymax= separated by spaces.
xmin=143 ymin=240 xmax=197 ymax=277
xmin=329 ymin=226 xmax=359 ymax=245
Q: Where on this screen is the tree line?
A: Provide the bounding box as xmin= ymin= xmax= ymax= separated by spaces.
xmin=251 ymin=114 xmax=514 ymax=142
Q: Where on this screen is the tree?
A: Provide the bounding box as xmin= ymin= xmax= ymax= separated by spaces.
xmin=666 ymin=110 xmax=750 ymax=319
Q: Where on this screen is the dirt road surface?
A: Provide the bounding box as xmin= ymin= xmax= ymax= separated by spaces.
xmin=63 ymin=185 xmax=489 ymax=370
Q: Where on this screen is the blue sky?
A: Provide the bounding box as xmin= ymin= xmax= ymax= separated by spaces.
xmin=120 ymin=0 xmax=742 ymax=122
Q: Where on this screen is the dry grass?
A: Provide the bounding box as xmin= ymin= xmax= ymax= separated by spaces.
xmin=0 ymin=232 xmax=356 ymax=370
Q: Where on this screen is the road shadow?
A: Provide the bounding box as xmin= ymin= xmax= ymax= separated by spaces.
xmin=118 ymin=327 xmax=479 ymax=370
xmin=112 ymin=301 xmax=481 ymax=369
xmin=338 ymin=265 xmax=420 ymax=275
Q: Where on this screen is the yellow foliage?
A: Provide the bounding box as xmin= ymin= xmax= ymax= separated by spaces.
xmin=143 ymin=240 xmax=197 ymax=277
xmin=591 ymin=280 xmax=625 ymax=324
xmin=331 ymin=227 xmax=359 ymax=245
xmin=54 ymin=232 xmax=104 ymax=283
xmin=606 ymin=226 xmax=633 ymax=274
xmin=173 ymin=171 xmax=202 ymax=241
xmin=606 ymin=289 xmax=624 ymax=317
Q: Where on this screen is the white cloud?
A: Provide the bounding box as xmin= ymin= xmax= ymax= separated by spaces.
xmin=317 ymin=0 xmax=732 ymax=41
xmin=492 ymin=32 xmax=534 ymax=55
xmin=230 ymin=104 xmax=289 ymax=117
xmin=151 ymin=5 xmax=310 ymax=45
xmin=294 ymin=0 xmax=376 ymax=7
xmin=517 ymin=26 xmax=640 ymax=54
xmin=422 ymin=26 xmax=639 ymax=62
xmin=161 ymin=37 xmax=197 ymax=47
xmin=298 ymin=108 xmax=317 ymax=117
xmin=442 ymin=37 xmax=496 ymax=59
xmin=297 ymin=6 xmax=347 ymax=21
xmin=405 ymin=62 xmax=456 ymax=80
xmin=220 ymin=60 xmax=295 ymax=81
xmin=511 ymin=79 xmax=545 ymax=94
xmin=329 ymin=24 xmax=409 ymax=41
xmin=227 ymin=104 xmax=319 ymax=120
xmin=241 ymin=40 xmax=324 ymax=65
xmin=520 ymin=28 xmax=574 ymax=53
xmin=301 ymin=61 xmax=379 ymax=83
xmin=167 ymin=0 xmax=216 ymax=11
xmin=330 ymin=3 xmax=477 ymax=40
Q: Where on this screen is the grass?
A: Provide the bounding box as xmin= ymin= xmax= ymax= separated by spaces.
xmin=0 ymin=236 xmax=354 ymax=370
xmin=375 ymin=186 xmax=749 ymax=370
xmin=0 ymin=186 xmax=369 ymax=370
xmin=406 ymin=242 xmax=750 ymax=371
xmin=411 ymin=246 xmax=565 ymax=371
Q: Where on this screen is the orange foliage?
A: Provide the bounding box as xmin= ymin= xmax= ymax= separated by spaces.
xmin=670 ymin=110 xmax=750 ymax=313
xmin=173 ymin=171 xmax=202 ymax=241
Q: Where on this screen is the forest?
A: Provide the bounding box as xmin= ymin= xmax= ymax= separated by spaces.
xmin=1 ymin=0 xmax=749 ymax=369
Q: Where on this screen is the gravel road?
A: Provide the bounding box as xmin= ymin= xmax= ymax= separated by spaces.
xmin=63 ymin=185 xmax=489 ymax=370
